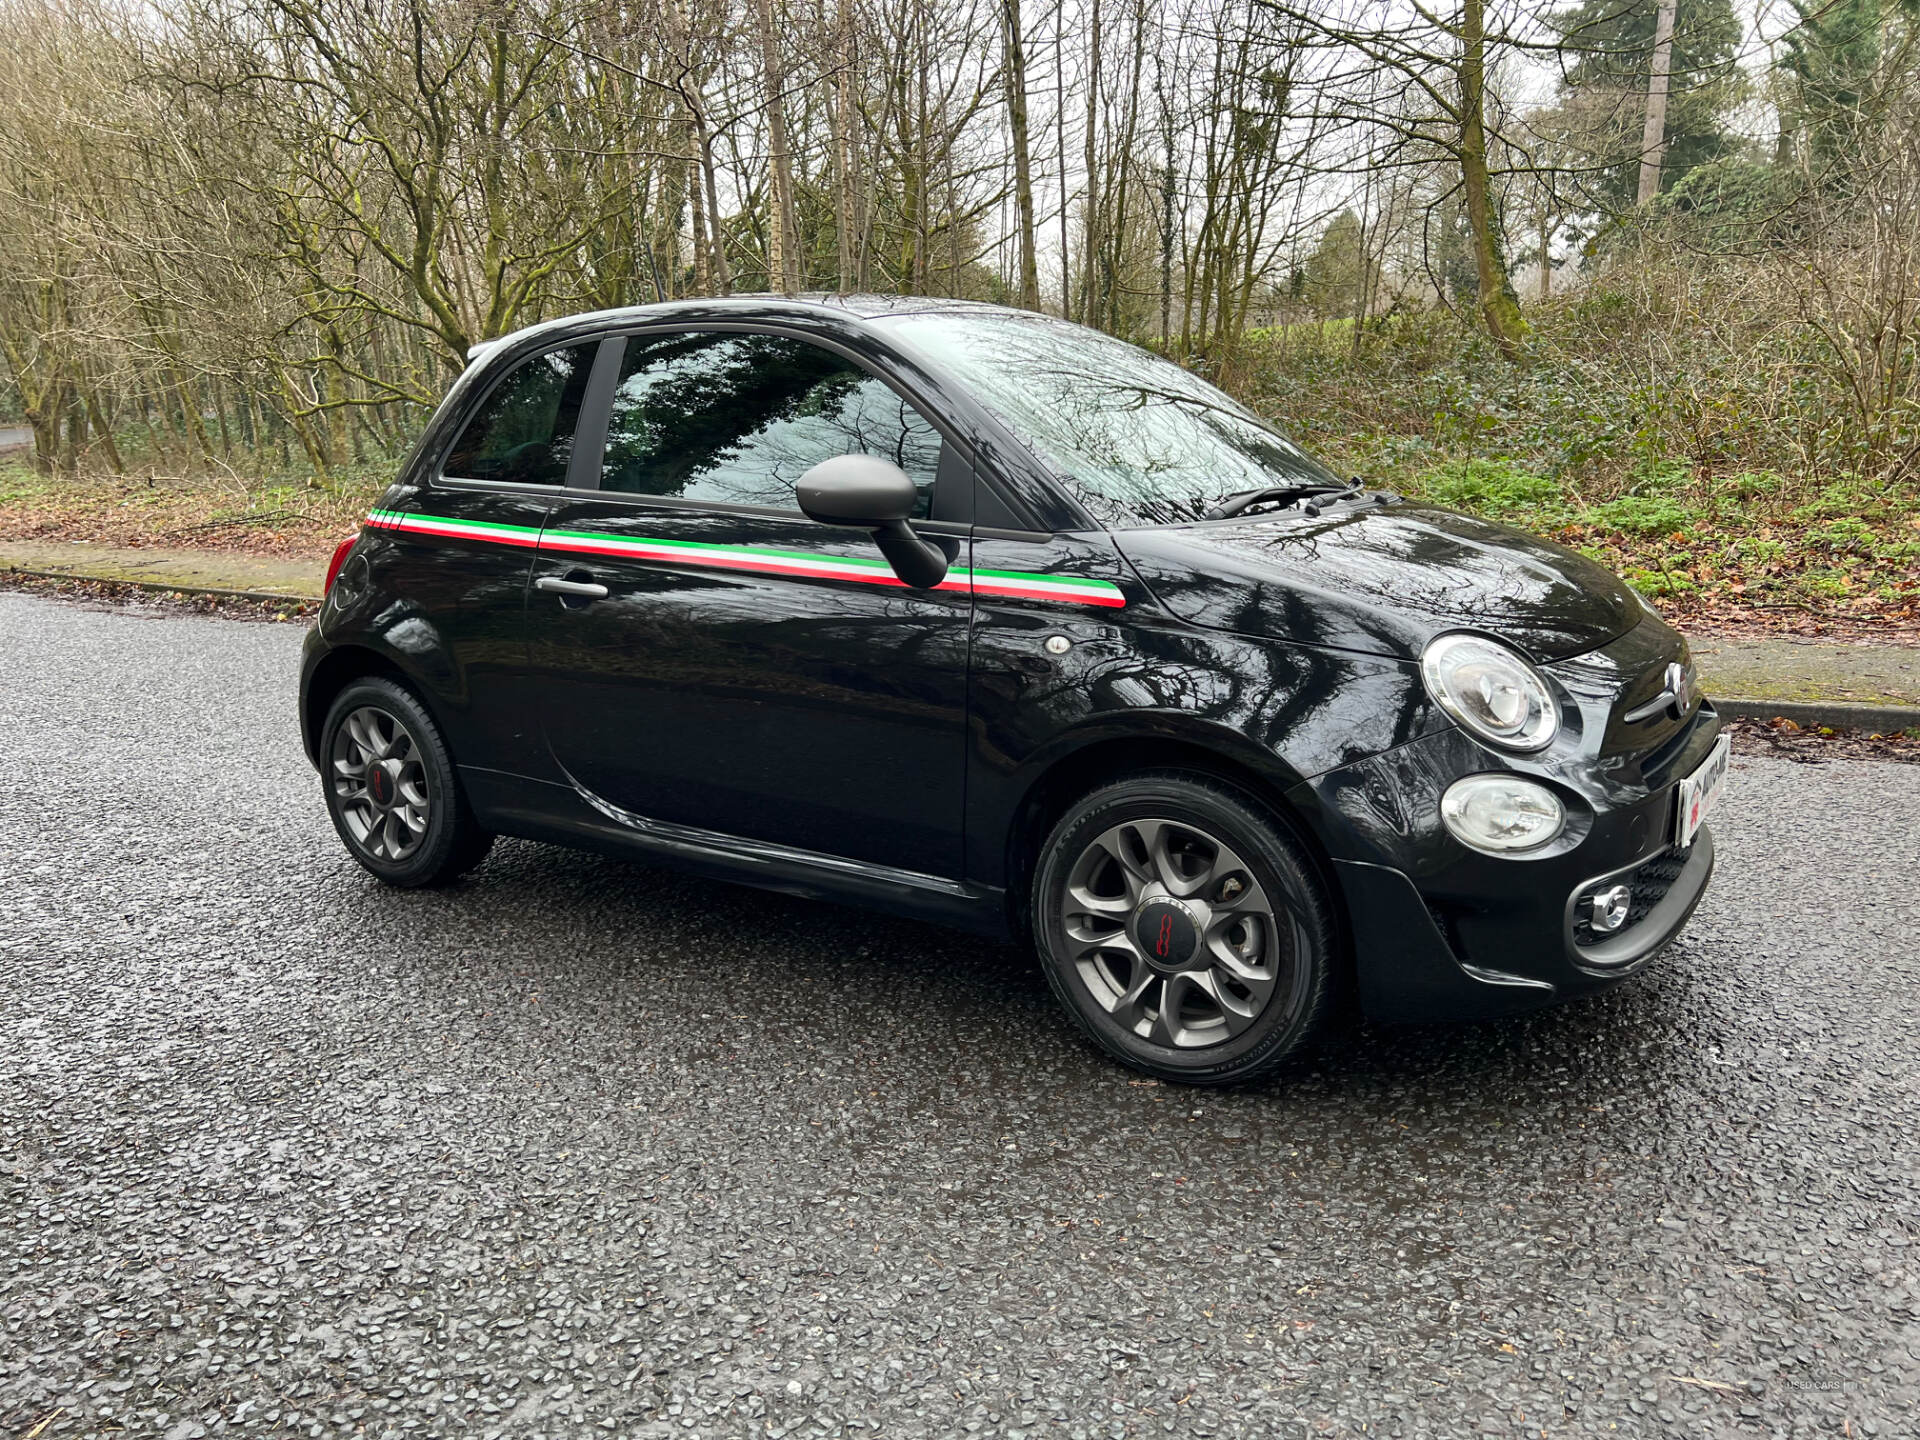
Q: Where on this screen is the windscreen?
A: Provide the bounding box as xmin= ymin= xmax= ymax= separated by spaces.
xmin=876 ymin=310 xmax=1340 ymax=526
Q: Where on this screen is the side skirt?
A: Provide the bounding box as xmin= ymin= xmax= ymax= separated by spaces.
xmin=461 ymin=766 xmax=1010 ymax=938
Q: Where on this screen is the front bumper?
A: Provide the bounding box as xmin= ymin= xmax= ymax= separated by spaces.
xmin=1330 ymin=828 xmax=1713 ymax=1022
xmin=1298 ymin=701 xmax=1723 ymax=1023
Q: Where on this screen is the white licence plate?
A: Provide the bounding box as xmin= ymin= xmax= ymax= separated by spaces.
xmin=1675 ymin=733 xmax=1731 ymax=848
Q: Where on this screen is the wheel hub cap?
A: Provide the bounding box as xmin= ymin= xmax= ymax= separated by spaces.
xmin=1132 ymin=895 xmax=1202 ymax=971
xmin=365 ymin=761 xmax=397 ymax=808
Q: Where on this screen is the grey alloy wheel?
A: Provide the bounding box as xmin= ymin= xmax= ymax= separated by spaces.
xmin=329 ymin=704 xmax=431 ymax=863
xmin=1058 ymin=816 xmax=1292 ymax=1049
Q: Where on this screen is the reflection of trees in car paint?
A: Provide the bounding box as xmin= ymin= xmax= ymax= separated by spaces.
xmin=879 ymin=311 xmax=1339 ymax=527
xmin=599 ymin=332 xmax=942 ymax=515
xmin=443 ymin=344 xmax=596 ymax=486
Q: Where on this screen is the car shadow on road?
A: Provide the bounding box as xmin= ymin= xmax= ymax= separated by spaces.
xmin=373 ymin=833 xmax=1723 ymax=1121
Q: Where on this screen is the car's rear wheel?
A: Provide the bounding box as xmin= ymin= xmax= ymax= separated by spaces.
xmin=320 ymin=677 xmax=493 ymax=888
xmin=1031 ymin=772 xmax=1333 ymax=1085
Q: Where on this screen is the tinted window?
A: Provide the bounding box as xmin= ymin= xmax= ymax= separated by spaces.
xmin=444 ymin=343 xmax=597 ymax=486
xmin=599 ymin=331 xmax=940 ymax=517
xmin=875 ymin=311 xmax=1339 ymax=526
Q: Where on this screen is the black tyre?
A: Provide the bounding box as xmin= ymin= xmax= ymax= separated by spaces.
xmin=320 ymin=677 xmax=493 ymax=888
xmin=1031 ymin=771 xmax=1333 ymax=1085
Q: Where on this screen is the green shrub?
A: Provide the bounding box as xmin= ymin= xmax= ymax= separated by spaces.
xmin=1803 ymin=570 xmax=1856 ymax=598
xmin=1620 ymin=564 xmax=1698 ymax=597
xmin=1588 ymin=495 xmax=1698 ymax=536
xmin=1627 ymin=458 xmax=1694 ymax=494
xmin=1813 ymin=517 xmax=1876 ymax=550
xmin=1412 ymin=458 xmax=1561 ymax=516
xmin=1717 ymin=470 xmax=1788 ymax=503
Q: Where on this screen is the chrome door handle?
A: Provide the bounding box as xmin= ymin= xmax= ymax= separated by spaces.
xmin=535 ymin=576 xmax=609 ymax=599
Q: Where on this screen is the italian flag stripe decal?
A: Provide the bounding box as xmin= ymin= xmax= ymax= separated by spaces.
xmin=365 ymin=508 xmax=1126 ymax=608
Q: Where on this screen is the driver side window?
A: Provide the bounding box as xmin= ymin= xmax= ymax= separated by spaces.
xmin=443 ymin=343 xmax=597 ymax=487
xmin=598 ymin=330 xmax=942 ymax=517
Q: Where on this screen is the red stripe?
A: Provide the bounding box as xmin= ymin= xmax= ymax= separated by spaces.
xmin=374 ymin=512 xmax=1125 ymax=606
xmin=378 ymin=515 xmax=541 ymax=548
xmin=540 ymin=533 xmax=915 ymax=586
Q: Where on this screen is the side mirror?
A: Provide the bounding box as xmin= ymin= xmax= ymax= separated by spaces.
xmin=797 ymin=454 xmax=950 ymax=590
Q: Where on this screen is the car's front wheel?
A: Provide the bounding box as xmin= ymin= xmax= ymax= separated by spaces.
xmin=320 ymin=677 xmax=493 ymax=888
xmin=1032 ymin=772 xmax=1334 ymax=1085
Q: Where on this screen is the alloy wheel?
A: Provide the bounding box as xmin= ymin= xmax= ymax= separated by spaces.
xmin=1059 ymin=817 xmax=1294 ymax=1049
xmin=329 ymin=705 xmax=431 ymax=862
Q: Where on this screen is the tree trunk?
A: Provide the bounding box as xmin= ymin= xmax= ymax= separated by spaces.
xmin=687 ymin=142 xmax=712 ymax=295
xmin=755 ymin=0 xmax=800 ymax=292
xmin=916 ymin=6 xmax=931 ymax=293
xmin=833 ymin=0 xmax=857 ymax=291
xmin=27 ymin=408 xmax=59 ymax=475
xmin=1079 ymin=0 xmax=1101 ymax=324
xmin=1054 ymin=0 xmax=1070 ymax=311
xmin=1003 ymin=0 xmax=1040 ymax=309
xmin=1159 ymin=85 xmax=1175 ymax=344
xmin=1100 ymin=0 xmax=1148 ymax=331
xmin=175 ymin=373 xmax=214 ymax=462
xmin=1637 ymin=0 xmax=1679 ymax=205
xmin=1538 ymin=209 xmax=1552 ymax=302
xmin=1458 ymin=0 xmax=1525 ymax=357
xmin=86 ymin=392 xmax=124 ymax=474
xmin=654 ymin=159 xmax=686 ymax=299
xmin=698 ymin=123 xmax=733 ymax=295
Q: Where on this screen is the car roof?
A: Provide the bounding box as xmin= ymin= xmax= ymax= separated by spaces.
xmin=465 ymin=293 xmax=1030 ymax=362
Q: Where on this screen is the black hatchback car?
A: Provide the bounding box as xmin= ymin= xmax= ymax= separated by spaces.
xmin=301 ymin=295 xmax=1726 ymax=1085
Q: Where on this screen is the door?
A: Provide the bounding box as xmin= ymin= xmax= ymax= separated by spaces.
xmin=369 ymin=338 xmax=604 ymax=765
xmin=524 ymin=327 xmax=973 ymax=880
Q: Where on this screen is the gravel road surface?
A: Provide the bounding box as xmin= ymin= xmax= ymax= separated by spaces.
xmin=2 ymin=593 xmax=1916 ymax=1439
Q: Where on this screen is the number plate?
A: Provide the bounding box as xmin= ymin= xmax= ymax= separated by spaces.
xmin=1675 ymin=733 xmax=1730 ymax=848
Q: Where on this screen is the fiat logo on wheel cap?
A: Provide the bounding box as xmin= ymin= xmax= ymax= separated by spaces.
xmin=1134 ymin=897 xmax=1201 ymax=970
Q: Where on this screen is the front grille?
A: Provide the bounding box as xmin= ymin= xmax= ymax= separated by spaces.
xmin=1572 ymin=845 xmax=1689 ymax=948
xmin=1639 ymin=703 xmax=1709 ymax=786
xmin=1549 ymin=619 xmax=1699 ymax=764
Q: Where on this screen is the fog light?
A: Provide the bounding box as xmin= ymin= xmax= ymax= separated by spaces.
xmin=1440 ymin=775 xmax=1566 ymax=856
xmin=1588 ymin=884 xmax=1632 ymax=933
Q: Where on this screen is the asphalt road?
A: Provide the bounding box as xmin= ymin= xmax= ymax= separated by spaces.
xmin=2 ymin=592 xmax=1916 ymax=1440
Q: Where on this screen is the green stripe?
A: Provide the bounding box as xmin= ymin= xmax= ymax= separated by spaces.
xmin=542 ymin=526 xmax=896 ymax=570
xmin=372 ymin=506 xmax=1123 ymax=601
xmin=372 ymin=508 xmax=543 ymax=538
xmin=965 ymin=564 xmax=1115 ymax=590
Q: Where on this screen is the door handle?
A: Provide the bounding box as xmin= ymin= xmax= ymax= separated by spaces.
xmin=535 ymin=575 xmax=609 ymax=600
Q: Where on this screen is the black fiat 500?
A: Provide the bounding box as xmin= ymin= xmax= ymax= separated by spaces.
xmin=301 ymin=295 xmax=1726 ymax=1085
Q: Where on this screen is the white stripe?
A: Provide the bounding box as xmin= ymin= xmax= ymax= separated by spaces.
xmin=545 ymin=534 xmax=885 ymax=578
xmin=376 ymin=512 xmax=1121 ymax=603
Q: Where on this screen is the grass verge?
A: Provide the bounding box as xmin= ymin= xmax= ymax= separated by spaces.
xmin=0 ymin=458 xmax=384 ymax=561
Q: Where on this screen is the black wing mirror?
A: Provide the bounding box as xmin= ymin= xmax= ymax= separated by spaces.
xmin=797 ymin=454 xmax=950 ymax=590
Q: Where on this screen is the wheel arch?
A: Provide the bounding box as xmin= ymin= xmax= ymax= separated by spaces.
xmin=999 ymin=731 xmax=1348 ymax=961
xmin=302 ymin=644 xmax=438 ymax=767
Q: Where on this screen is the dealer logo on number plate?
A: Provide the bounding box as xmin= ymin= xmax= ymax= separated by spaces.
xmin=1675 ymin=734 xmax=1730 ymax=848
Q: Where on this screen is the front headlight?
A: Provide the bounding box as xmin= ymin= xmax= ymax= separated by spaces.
xmin=1441 ymin=775 xmax=1566 ymax=855
xmin=1421 ymin=633 xmax=1559 ymax=752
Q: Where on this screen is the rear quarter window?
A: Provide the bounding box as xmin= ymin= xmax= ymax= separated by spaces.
xmin=443 ymin=343 xmax=598 ymax=486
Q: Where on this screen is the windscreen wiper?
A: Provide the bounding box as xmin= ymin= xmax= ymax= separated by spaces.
xmin=1301 ymin=479 xmax=1364 ymax=517
xmin=1202 ymin=483 xmax=1344 ymax=521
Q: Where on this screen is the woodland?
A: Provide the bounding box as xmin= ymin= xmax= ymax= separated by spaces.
xmin=2 ymin=0 xmax=1916 ymax=616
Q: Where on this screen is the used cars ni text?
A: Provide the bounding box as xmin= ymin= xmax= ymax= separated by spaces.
xmin=300 ymin=296 xmax=1727 ymax=1085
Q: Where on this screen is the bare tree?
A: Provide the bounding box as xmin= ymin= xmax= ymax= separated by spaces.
xmin=1003 ymin=0 xmax=1042 ymax=307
